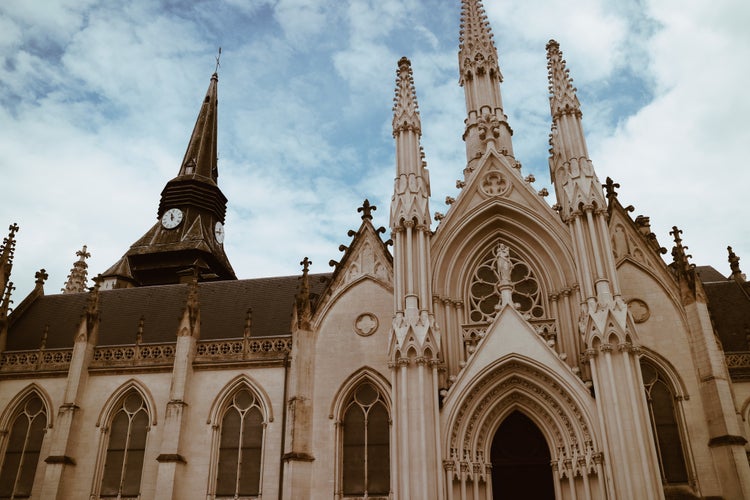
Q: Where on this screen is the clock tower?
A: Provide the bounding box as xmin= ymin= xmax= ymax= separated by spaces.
xmin=101 ymin=71 xmax=236 ymax=288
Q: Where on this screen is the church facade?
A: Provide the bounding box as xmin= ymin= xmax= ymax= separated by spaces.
xmin=1 ymin=1 xmax=750 ymax=499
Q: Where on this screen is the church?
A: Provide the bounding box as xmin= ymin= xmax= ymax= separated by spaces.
xmin=1 ymin=0 xmax=749 ymax=498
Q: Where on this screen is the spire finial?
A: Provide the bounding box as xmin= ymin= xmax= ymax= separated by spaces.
xmin=603 ymin=177 xmax=620 ymax=202
xmin=546 ymin=39 xmax=582 ymax=120
xmin=62 ymin=246 xmax=90 ymax=294
xmin=1 ymin=223 xmax=19 ymax=293
xmin=294 ymin=257 xmax=313 ymax=330
xmin=392 ymin=57 xmax=421 ymax=136
xmin=728 ymin=246 xmax=745 ymax=282
xmin=358 ymin=199 xmax=377 ymax=220
xmin=35 ymin=269 xmax=48 ymax=286
xmin=669 ymin=226 xmax=694 ymax=274
xmin=214 ymin=47 xmax=222 ymax=75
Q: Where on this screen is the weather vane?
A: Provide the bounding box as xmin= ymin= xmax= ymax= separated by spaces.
xmin=215 ymin=47 xmax=222 ymax=74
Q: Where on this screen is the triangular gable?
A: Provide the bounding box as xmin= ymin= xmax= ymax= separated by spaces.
xmin=314 ymin=218 xmax=393 ymax=323
xmin=435 ymin=148 xmax=560 ymax=236
xmin=445 ymin=303 xmax=585 ymax=405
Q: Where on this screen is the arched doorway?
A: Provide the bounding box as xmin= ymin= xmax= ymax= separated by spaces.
xmin=491 ymin=411 xmax=555 ymax=499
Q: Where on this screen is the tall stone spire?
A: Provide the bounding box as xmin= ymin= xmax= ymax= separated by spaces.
xmin=62 ymin=245 xmax=91 ymax=294
xmin=547 ymin=40 xmax=604 ymax=220
xmin=547 ymin=41 xmax=665 ymax=499
xmin=391 ymin=57 xmax=430 ymax=228
xmin=101 ymin=70 xmax=235 ymax=288
xmin=389 ymin=57 xmax=442 ymax=500
xmin=459 ymin=0 xmax=513 ymax=171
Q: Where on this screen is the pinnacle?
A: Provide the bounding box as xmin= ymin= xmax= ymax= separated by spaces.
xmin=458 ymin=0 xmax=500 ymax=85
xmin=392 ymin=57 xmax=421 ymax=136
xmin=546 ymin=40 xmax=581 ymax=120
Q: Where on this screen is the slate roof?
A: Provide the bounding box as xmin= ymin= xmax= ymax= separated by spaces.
xmin=7 ymin=273 xmax=330 ymax=351
xmin=697 ymin=266 xmax=750 ymax=352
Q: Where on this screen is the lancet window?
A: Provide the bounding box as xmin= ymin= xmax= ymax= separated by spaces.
xmin=0 ymin=394 xmax=47 ymax=499
xmin=341 ymin=382 xmax=390 ymax=498
xmin=98 ymin=391 xmax=149 ymax=499
xmin=640 ymin=360 xmax=689 ymax=484
xmin=468 ymin=243 xmax=545 ymax=322
xmin=215 ymin=388 xmax=264 ymax=499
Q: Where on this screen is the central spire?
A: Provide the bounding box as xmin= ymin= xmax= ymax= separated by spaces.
xmin=101 ymin=69 xmax=235 ymax=289
xmin=458 ymin=0 xmax=513 ymax=170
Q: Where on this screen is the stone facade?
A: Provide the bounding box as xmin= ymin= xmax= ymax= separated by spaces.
xmin=1 ymin=1 xmax=750 ymax=499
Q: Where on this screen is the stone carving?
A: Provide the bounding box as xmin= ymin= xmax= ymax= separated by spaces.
xmin=354 ymin=313 xmax=379 ymax=337
xmin=627 ymin=299 xmax=650 ymax=323
xmin=479 ymin=171 xmax=509 ymax=197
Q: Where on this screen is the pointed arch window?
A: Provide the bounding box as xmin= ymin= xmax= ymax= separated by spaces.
xmin=0 ymin=394 xmax=47 ymax=499
xmin=215 ymin=389 xmax=264 ymax=499
xmin=341 ymin=382 xmax=390 ymax=498
xmin=640 ymin=360 xmax=689 ymax=484
xmin=99 ymin=391 xmax=149 ymax=498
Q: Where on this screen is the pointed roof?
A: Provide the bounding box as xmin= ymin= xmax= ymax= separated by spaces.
xmin=458 ymin=0 xmax=501 ymax=85
xmin=178 ymin=72 xmax=219 ymax=182
xmin=546 ymin=40 xmax=582 ymax=120
xmin=392 ymin=57 xmax=421 ymax=136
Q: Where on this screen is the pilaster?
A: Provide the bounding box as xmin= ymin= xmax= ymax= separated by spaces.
xmin=40 ymin=279 xmax=101 ymax=500
xmin=282 ymin=258 xmax=316 ymax=499
xmin=154 ymin=277 xmax=200 ymax=499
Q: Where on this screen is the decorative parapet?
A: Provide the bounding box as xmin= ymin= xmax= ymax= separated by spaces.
xmin=0 ymin=348 xmax=73 ymax=374
xmin=195 ymin=336 xmax=292 ymax=363
xmin=91 ymin=343 xmax=175 ymax=368
xmin=725 ymin=351 xmax=750 ymax=380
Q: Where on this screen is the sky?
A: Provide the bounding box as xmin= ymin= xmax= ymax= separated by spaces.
xmin=1 ymin=0 xmax=749 ymax=302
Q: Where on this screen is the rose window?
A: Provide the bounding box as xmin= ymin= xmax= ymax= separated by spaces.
xmin=468 ymin=245 xmax=545 ymax=322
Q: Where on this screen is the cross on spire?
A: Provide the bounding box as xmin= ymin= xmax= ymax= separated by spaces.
xmin=35 ymin=269 xmax=48 ymax=285
xmin=300 ymin=257 xmax=312 ymax=274
xmin=214 ymin=47 xmax=222 ymax=74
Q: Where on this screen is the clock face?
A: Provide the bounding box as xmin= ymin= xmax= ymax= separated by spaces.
xmin=161 ymin=208 xmax=184 ymax=229
xmin=214 ymin=221 xmax=225 ymax=243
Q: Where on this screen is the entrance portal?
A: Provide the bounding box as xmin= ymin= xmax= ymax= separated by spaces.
xmin=491 ymin=411 xmax=555 ymax=499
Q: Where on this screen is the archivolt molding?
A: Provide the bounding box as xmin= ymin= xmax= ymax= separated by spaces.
xmin=0 ymin=383 xmax=54 ymax=430
xmin=206 ymin=373 xmax=274 ymax=425
xmin=445 ymin=357 xmax=599 ymax=480
xmin=95 ymin=378 xmax=157 ymax=427
xmin=431 ymin=201 xmax=574 ymax=301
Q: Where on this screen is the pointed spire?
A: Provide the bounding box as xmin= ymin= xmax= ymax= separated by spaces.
xmin=0 ymin=223 xmax=19 ymax=299
xmin=546 ymin=40 xmax=582 ymax=120
xmin=179 ymin=73 xmax=219 ymax=181
xmin=669 ymin=226 xmax=694 ymax=276
xmin=78 ymin=276 xmax=102 ymax=343
xmin=62 ymin=245 xmax=91 ymax=294
xmin=459 ymin=0 xmax=500 ymax=85
xmin=293 ymin=257 xmax=313 ymax=331
xmin=728 ymin=246 xmax=745 ymax=282
xmin=458 ymin=0 xmax=513 ymax=167
xmin=392 ymin=57 xmax=421 ymax=136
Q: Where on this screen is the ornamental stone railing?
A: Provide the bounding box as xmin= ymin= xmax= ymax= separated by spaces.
xmin=726 ymin=351 xmax=750 ymax=380
xmin=91 ymin=343 xmax=176 ymax=368
xmin=194 ymin=336 xmax=292 ymax=363
xmin=0 ymin=348 xmax=73 ymax=373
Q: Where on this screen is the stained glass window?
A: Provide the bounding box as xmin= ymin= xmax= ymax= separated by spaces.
xmin=0 ymin=394 xmax=47 ymax=499
xmin=641 ymin=360 xmax=689 ymax=484
xmin=342 ymin=383 xmax=389 ymax=497
xmin=99 ymin=391 xmax=148 ymax=498
xmin=216 ymin=389 xmax=263 ymax=498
